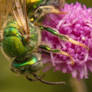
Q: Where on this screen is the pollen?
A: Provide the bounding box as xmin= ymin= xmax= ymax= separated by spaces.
xmin=27 ymin=0 xmax=40 ymax=3
xmin=30 ymin=18 xmax=34 ymax=22
xmin=82 ymin=36 xmax=85 ymax=40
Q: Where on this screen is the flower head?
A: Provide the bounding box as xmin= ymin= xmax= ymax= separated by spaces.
xmin=42 ymin=2 xmax=92 ymax=79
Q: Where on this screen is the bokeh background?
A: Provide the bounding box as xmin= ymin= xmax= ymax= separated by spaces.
xmin=0 ymin=0 xmax=92 ymax=92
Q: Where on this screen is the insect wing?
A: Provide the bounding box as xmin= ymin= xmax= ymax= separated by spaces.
xmin=12 ymin=0 xmax=30 ymax=38
xmin=59 ymin=0 xmax=65 ymax=8
xmin=0 ymin=0 xmax=13 ymax=42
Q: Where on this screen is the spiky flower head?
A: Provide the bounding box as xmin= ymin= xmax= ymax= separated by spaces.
xmin=42 ymin=2 xmax=92 ymax=79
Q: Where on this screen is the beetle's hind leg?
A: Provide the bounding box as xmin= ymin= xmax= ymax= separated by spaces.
xmin=39 ymin=45 xmax=74 ymax=65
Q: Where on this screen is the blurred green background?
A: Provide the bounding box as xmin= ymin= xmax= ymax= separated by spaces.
xmin=0 ymin=0 xmax=92 ymax=92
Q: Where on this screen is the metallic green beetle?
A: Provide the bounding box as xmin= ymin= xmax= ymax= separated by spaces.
xmin=0 ymin=0 xmax=88 ymax=85
xmin=0 ymin=0 xmax=67 ymax=85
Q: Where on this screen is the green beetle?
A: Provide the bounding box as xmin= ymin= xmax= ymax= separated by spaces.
xmin=0 ymin=0 xmax=67 ymax=85
xmin=3 ymin=18 xmax=43 ymax=73
xmin=0 ymin=0 xmax=88 ymax=85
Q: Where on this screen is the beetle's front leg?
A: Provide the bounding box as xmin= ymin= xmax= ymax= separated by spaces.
xmin=30 ymin=5 xmax=66 ymax=23
xmin=34 ymin=5 xmax=66 ymax=17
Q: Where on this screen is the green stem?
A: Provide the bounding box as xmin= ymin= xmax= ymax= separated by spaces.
xmin=70 ymin=78 xmax=87 ymax=92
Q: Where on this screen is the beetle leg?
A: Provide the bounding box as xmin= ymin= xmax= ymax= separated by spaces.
xmin=26 ymin=75 xmax=37 ymax=81
xmin=40 ymin=26 xmax=89 ymax=50
xmin=39 ymin=45 xmax=74 ymax=65
xmin=31 ymin=73 xmax=65 ymax=85
xmin=30 ymin=5 xmax=66 ymax=23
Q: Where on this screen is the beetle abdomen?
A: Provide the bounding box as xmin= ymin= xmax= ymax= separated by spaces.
xmin=3 ymin=36 xmax=27 ymax=57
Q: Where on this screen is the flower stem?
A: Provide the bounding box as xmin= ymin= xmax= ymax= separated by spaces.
xmin=70 ymin=78 xmax=87 ymax=92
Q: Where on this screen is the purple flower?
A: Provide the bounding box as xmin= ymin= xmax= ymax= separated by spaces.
xmin=42 ymin=2 xmax=92 ymax=79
